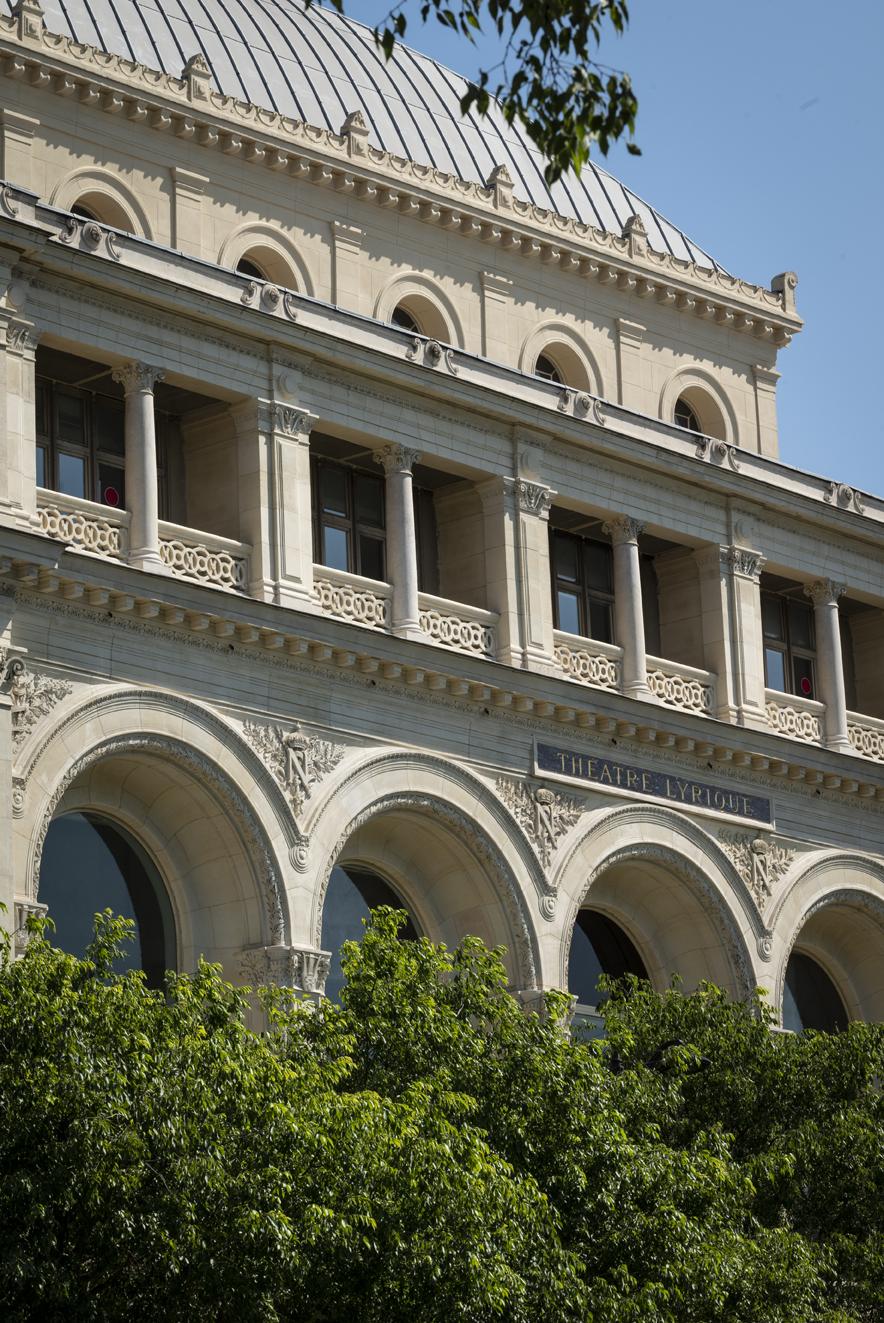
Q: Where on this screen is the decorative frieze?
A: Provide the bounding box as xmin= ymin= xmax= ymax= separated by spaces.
xmin=243 ymin=720 xmax=345 ymax=815
xmin=240 ymin=943 xmax=331 ymax=995
xmin=1 ymin=652 xmax=72 ymax=748
xmin=496 ymin=777 xmax=583 ymax=868
xmin=718 ymin=830 xmax=796 ymax=910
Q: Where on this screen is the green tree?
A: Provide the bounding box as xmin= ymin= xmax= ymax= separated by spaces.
xmin=1 ymin=908 xmax=882 ymax=1320
xmin=308 ymin=1 xmax=640 ymax=181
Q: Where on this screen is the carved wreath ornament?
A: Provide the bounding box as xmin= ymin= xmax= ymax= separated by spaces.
xmin=243 ymin=719 xmax=345 ymax=815
xmin=718 ymin=829 xmax=796 ymax=912
xmin=1 ymin=650 xmax=73 ymax=750
xmin=496 ymin=777 xmax=583 ymax=869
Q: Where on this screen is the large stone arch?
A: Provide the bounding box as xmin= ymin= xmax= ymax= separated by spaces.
xmin=13 ymin=686 xmax=298 ymax=977
xmin=49 ymin=167 xmax=154 ymax=239
xmin=554 ymin=803 xmax=758 ymax=999
xmin=373 ymin=271 xmax=465 ymax=347
xmin=304 ymin=751 xmax=543 ymax=988
xmin=767 ymin=853 xmax=884 ymax=1024
xmin=518 ymin=320 xmax=605 ymax=396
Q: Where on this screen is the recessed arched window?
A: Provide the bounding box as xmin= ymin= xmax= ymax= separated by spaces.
xmin=391 ymin=303 xmax=422 ymax=334
xmin=67 ymin=193 xmax=137 ymax=234
xmin=534 ymin=352 xmax=564 ymax=385
xmin=674 ymin=395 xmax=702 ymax=433
xmin=38 ymin=812 xmax=174 ymax=988
xmin=569 ymin=909 xmax=648 ymax=1008
xmin=783 ymin=951 xmax=847 ymax=1033
xmin=321 ymin=864 xmax=418 ymax=1002
xmin=236 ymin=256 xmax=267 ymax=281
xmin=71 ymin=202 xmax=99 ymax=222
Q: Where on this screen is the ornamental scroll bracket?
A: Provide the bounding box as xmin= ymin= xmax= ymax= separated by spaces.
xmin=240 ymin=278 xmax=298 ymax=320
xmin=243 ymin=719 xmax=346 ymax=817
xmin=496 ymin=776 xmax=584 ymax=896
xmin=824 ymin=481 xmax=865 ymax=515
xmin=718 ymin=829 xmax=797 ymax=913
xmin=57 ymin=214 xmax=122 ymax=262
xmin=696 ymin=437 xmax=740 ymax=471
xmin=557 ymin=388 xmax=606 ymax=425
xmin=405 ymin=336 xmax=458 ymax=375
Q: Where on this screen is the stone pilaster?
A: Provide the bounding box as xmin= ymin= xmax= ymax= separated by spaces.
xmin=111 ymin=361 xmax=165 ymax=573
xmin=805 ymin=579 xmax=852 ymax=753
xmin=603 ymin=515 xmax=653 ymax=701
xmin=267 ymin=403 xmax=318 ymax=610
xmin=479 ymin=476 xmax=557 ymax=672
xmin=719 ymin=545 xmax=768 ymax=729
xmin=374 ymin=444 xmax=422 ymax=640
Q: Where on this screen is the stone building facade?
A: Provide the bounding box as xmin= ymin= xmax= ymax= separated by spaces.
xmin=1 ymin=0 xmax=883 ymax=1029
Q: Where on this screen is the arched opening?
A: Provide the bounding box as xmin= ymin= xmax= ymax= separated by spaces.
xmin=321 ymin=864 xmax=419 ymax=1002
xmin=385 ymin=293 xmax=454 ymax=343
xmin=39 ymin=812 xmax=174 ymax=988
xmin=236 ymin=255 xmax=268 ymax=281
xmin=534 ymin=352 xmax=564 ymax=385
xmin=391 ymin=303 xmax=422 ymax=334
xmin=673 ymin=387 xmax=726 ymax=440
xmin=69 ymin=191 xmax=137 ymax=234
xmin=232 ymin=246 xmax=299 ymax=290
xmin=783 ymin=950 xmax=847 ymax=1033
xmin=569 ymin=908 xmax=647 ymax=1008
xmin=530 ymin=340 xmax=593 ymax=391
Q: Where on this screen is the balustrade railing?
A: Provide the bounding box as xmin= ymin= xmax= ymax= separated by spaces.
xmin=554 ymin=631 xmax=621 ymax=692
xmin=765 ymin=689 xmax=824 ymax=744
xmin=36 ymin=489 xmax=127 ymax=560
xmin=312 ymin=565 xmax=391 ymax=630
xmin=646 ymin=655 xmax=715 ymax=716
xmin=158 ymin=521 xmax=250 ymax=592
xmin=847 ymin=711 xmax=884 ymax=763
xmin=419 ymin=592 xmax=497 ymax=658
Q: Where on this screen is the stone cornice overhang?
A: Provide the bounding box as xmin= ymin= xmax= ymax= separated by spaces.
xmin=1 ymin=196 xmax=878 ymax=560
xmin=1 ymin=526 xmax=882 ymax=816
xmin=0 ymin=3 xmax=803 ymax=347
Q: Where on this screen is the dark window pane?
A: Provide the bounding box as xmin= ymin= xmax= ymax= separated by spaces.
xmin=355 ymin=474 xmax=384 ymax=528
xmin=674 ymin=397 xmax=701 ymax=432
xmin=589 ymin=600 xmax=613 ymax=644
xmin=36 ymin=381 xmax=49 ymax=437
xmin=788 ymin=600 xmax=815 ymax=651
xmin=556 ymin=589 xmax=581 ymax=637
xmin=783 ymin=951 xmax=846 ymax=1033
xmin=793 ymin=654 xmax=815 ymax=700
xmin=569 ymin=910 xmax=647 ymax=1007
xmin=57 ymin=452 xmax=87 ymax=499
xmin=585 ymin=542 xmax=612 ymax=594
xmin=764 ymin=647 xmax=786 ymax=693
xmin=56 ymin=391 xmax=86 ymax=444
xmin=761 ymin=594 xmax=784 ymax=641
xmin=98 ymin=463 xmax=125 ymax=510
xmin=554 ymin=534 xmax=580 ymax=582
xmin=319 ymin=465 xmax=348 ymax=517
xmin=358 ymin=534 xmax=385 ymax=582
xmin=322 ymin=524 xmax=349 ymax=572
xmin=35 ymin=446 xmax=47 ymax=488
xmin=321 ymin=865 xmax=417 ymax=1003
xmin=93 ymin=396 xmax=125 ymax=458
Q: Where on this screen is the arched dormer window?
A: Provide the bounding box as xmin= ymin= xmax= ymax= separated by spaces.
xmin=69 ymin=193 xmax=136 ymax=234
xmin=391 ymin=304 xmax=422 ymax=334
xmin=236 ymin=256 xmax=268 ymax=281
xmin=674 ymin=395 xmax=702 ymax=433
xmin=534 ymin=352 xmax=564 ymax=385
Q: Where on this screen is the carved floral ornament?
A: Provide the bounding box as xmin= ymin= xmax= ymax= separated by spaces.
xmin=0 ymin=2 xmax=798 ymax=339
xmin=496 ymin=776 xmax=584 ymax=874
xmin=242 ymin=719 xmax=346 ymax=816
xmin=721 ymin=546 xmax=765 ymax=581
xmin=239 ymin=943 xmax=331 ymax=994
xmin=717 ymin=829 xmax=797 ymax=912
xmin=510 ymin=478 xmax=554 ymax=517
xmin=0 ymin=649 xmax=73 ymax=751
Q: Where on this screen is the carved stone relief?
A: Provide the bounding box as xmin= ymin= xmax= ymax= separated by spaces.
xmin=1 ymin=652 xmax=73 ymax=750
xmin=243 ymin=720 xmax=345 ymax=815
xmin=496 ymin=777 xmax=583 ymax=870
xmin=240 ymin=943 xmax=331 ymax=995
xmin=718 ymin=830 xmax=796 ymax=911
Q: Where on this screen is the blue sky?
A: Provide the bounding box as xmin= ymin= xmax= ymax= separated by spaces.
xmin=357 ymin=0 xmax=884 ymax=496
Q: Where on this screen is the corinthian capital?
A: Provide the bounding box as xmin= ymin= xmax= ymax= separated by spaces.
xmin=111 ymin=361 xmax=164 ymax=394
xmin=374 ymin=443 xmax=420 ymax=476
xmin=804 ymin=578 xmax=847 ymax=607
xmin=722 ymin=546 xmax=766 ymax=581
xmin=602 ymin=514 xmax=644 ymax=545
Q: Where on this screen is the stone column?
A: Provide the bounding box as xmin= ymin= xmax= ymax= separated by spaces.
xmin=112 ymin=361 xmax=165 ymax=573
xmin=479 ymin=477 xmax=557 ymax=672
xmin=0 ymin=316 xmax=38 ymax=525
xmin=375 ymin=444 xmax=422 ymax=640
xmin=719 ymin=546 xmax=768 ymax=729
xmin=267 ymin=403 xmax=318 ymax=609
xmin=805 ymin=579 xmax=851 ymax=753
xmin=603 ymin=515 xmax=652 ymax=701
xmin=691 ymin=545 xmax=738 ymax=723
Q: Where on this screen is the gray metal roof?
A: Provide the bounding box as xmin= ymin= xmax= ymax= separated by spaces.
xmin=13 ymin=0 xmax=719 ymax=268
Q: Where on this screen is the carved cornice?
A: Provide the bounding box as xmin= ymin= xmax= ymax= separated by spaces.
xmin=0 ymin=10 xmax=801 ymax=342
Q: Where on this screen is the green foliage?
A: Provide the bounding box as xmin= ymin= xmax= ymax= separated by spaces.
xmin=1 ymin=908 xmax=882 ymax=1320
xmin=307 ymin=1 xmax=640 ymax=182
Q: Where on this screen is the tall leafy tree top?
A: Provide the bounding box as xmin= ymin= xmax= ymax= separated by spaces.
xmin=308 ymin=1 xmax=640 ymax=181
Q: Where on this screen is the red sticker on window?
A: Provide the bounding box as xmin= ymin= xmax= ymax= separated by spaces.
xmin=104 ymin=486 xmax=120 ymax=508
xmin=800 ymin=676 xmax=812 ymax=697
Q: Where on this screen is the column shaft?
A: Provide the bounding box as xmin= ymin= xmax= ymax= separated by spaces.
xmin=375 ymin=444 xmax=422 ymax=639
xmin=112 ymin=361 xmax=164 ymax=572
xmin=604 ymin=516 xmax=652 ymax=701
xmin=806 ymin=579 xmax=851 ymax=752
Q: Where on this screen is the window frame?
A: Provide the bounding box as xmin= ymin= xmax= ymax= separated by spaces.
xmin=311 ymin=456 xmax=387 ymax=582
xmin=550 ymin=527 xmax=615 ymax=644
xmin=674 ymin=395 xmax=702 ymax=433
xmin=761 ymin=589 xmax=817 ymax=700
xmin=534 ymin=352 xmax=563 ymax=385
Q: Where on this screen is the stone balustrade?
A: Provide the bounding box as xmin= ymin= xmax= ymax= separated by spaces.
xmin=553 ymin=631 xmax=621 ymax=692
xmin=418 ymin=592 xmax=497 ymax=658
xmin=847 ymin=711 xmax=884 ymax=764
xmin=765 ymin=689 xmax=824 ymax=744
xmin=158 ymin=520 xmax=250 ymax=592
xmin=646 ymin=655 xmax=715 ymax=716
xmin=312 ymin=565 xmax=391 ymax=630
xmin=36 ymin=489 xmax=128 ymax=559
